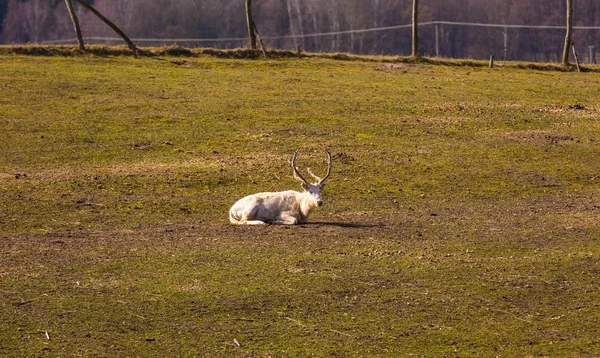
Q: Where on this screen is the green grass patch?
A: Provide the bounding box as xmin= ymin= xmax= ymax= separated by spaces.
xmin=1 ymin=49 xmax=599 ymax=356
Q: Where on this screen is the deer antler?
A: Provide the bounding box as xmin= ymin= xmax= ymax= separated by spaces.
xmin=318 ymin=151 xmax=332 ymax=186
xmin=306 ymin=168 xmax=321 ymax=182
xmin=306 ymin=151 xmax=332 ymax=186
xmin=291 ymin=151 xmax=310 ymax=187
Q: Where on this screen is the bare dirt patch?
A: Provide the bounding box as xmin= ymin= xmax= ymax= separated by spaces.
xmin=532 ymin=104 xmax=599 ymax=116
xmin=375 ymin=63 xmax=430 ymax=71
xmin=501 ymin=130 xmax=577 ymax=143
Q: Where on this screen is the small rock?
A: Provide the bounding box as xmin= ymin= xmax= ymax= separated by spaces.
xmin=569 ymin=104 xmax=585 ymax=110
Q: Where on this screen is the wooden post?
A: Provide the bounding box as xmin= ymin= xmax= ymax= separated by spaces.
xmin=297 ymin=44 xmax=303 ymax=58
xmin=411 ymin=0 xmax=419 ymax=57
xmin=572 ymin=43 xmax=581 ymax=72
xmin=489 ymin=55 xmax=494 ymax=68
xmin=245 ymin=0 xmax=257 ymax=50
xmin=588 ymin=46 xmax=596 ymax=64
xmin=64 ymin=0 xmax=85 ymax=50
xmin=562 ymin=0 xmax=573 ymax=66
xmin=72 ymin=0 xmax=137 ymax=54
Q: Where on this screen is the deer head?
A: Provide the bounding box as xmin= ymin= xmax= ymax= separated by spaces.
xmin=292 ymin=150 xmax=332 ymax=207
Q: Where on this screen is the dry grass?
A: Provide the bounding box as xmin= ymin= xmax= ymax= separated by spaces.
xmin=2 ymin=44 xmax=599 ymax=72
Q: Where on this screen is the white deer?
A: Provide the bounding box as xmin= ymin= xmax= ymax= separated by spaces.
xmin=229 ymin=151 xmax=332 ymax=225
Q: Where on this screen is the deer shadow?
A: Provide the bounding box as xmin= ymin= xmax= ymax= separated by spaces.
xmin=303 ymin=221 xmax=384 ymax=229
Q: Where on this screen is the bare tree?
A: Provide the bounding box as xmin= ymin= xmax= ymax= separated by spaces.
xmin=562 ymin=0 xmax=573 ymax=66
xmin=245 ymin=0 xmax=257 ymax=49
xmin=285 ymin=0 xmax=298 ymax=49
xmin=64 ymin=0 xmax=84 ymax=50
xmin=71 ymin=0 xmax=137 ymax=53
xmin=411 ymin=0 xmax=419 ymax=57
xmin=22 ymin=0 xmax=51 ymax=43
xmin=329 ymin=0 xmax=340 ymax=52
xmin=292 ymin=0 xmax=305 ymax=50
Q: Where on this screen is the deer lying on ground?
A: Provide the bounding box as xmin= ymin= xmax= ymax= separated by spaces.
xmin=229 ymin=151 xmax=332 ymax=225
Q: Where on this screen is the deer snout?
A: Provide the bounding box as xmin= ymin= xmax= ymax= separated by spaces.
xmin=317 ymin=200 xmax=323 ymax=207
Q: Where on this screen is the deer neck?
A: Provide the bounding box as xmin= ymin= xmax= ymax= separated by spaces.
xmin=298 ymin=191 xmax=316 ymax=218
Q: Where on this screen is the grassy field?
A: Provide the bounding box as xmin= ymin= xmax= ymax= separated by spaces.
xmin=1 ymin=48 xmax=599 ymax=357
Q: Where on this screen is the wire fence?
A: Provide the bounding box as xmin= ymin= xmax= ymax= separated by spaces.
xmin=42 ymin=20 xmax=600 ymax=62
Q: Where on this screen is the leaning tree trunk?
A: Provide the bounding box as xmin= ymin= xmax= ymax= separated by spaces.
xmin=562 ymin=0 xmax=573 ymax=66
xmin=411 ymin=0 xmax=419 ymax=57
xmin=252 ymin=21 xmax=268 ymax=58
xmin=64 ymin=0 xmax=84 ymax=50
xmin=245 ymin=0 xmax=257 ymax=49
xmin=71 ymin=0 xmax=137 ymax=54
xmin=292 ymin=0 xmax=305 ymax=51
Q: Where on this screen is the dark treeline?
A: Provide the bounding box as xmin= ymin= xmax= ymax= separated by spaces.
xmin=1 ymin=0 xmax=599 ymax=62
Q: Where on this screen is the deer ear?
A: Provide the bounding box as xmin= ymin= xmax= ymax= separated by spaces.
xmin=301 ymin=182 xmax=309 ymax=190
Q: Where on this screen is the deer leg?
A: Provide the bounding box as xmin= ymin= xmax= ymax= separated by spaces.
xmin=242 ymin=220 xmax=268 ymax=225
xmin=271 ymin=214 xmax=299 ymax=225
xmin=237 ymin=206 xmax=269 ymax=225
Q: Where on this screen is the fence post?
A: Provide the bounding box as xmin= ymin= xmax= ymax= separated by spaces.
xmin=435 ymin=23 xmax=440 ymax=57
xmin=489 ymin=55 xmax=495 ymax=68
xmin=589 ymin=46 xmax=596 ymax=64
xmin=503 ymin=27 xmax=508 ymax=60
xmin=411 ymin=0 xmax=419 ymax=57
